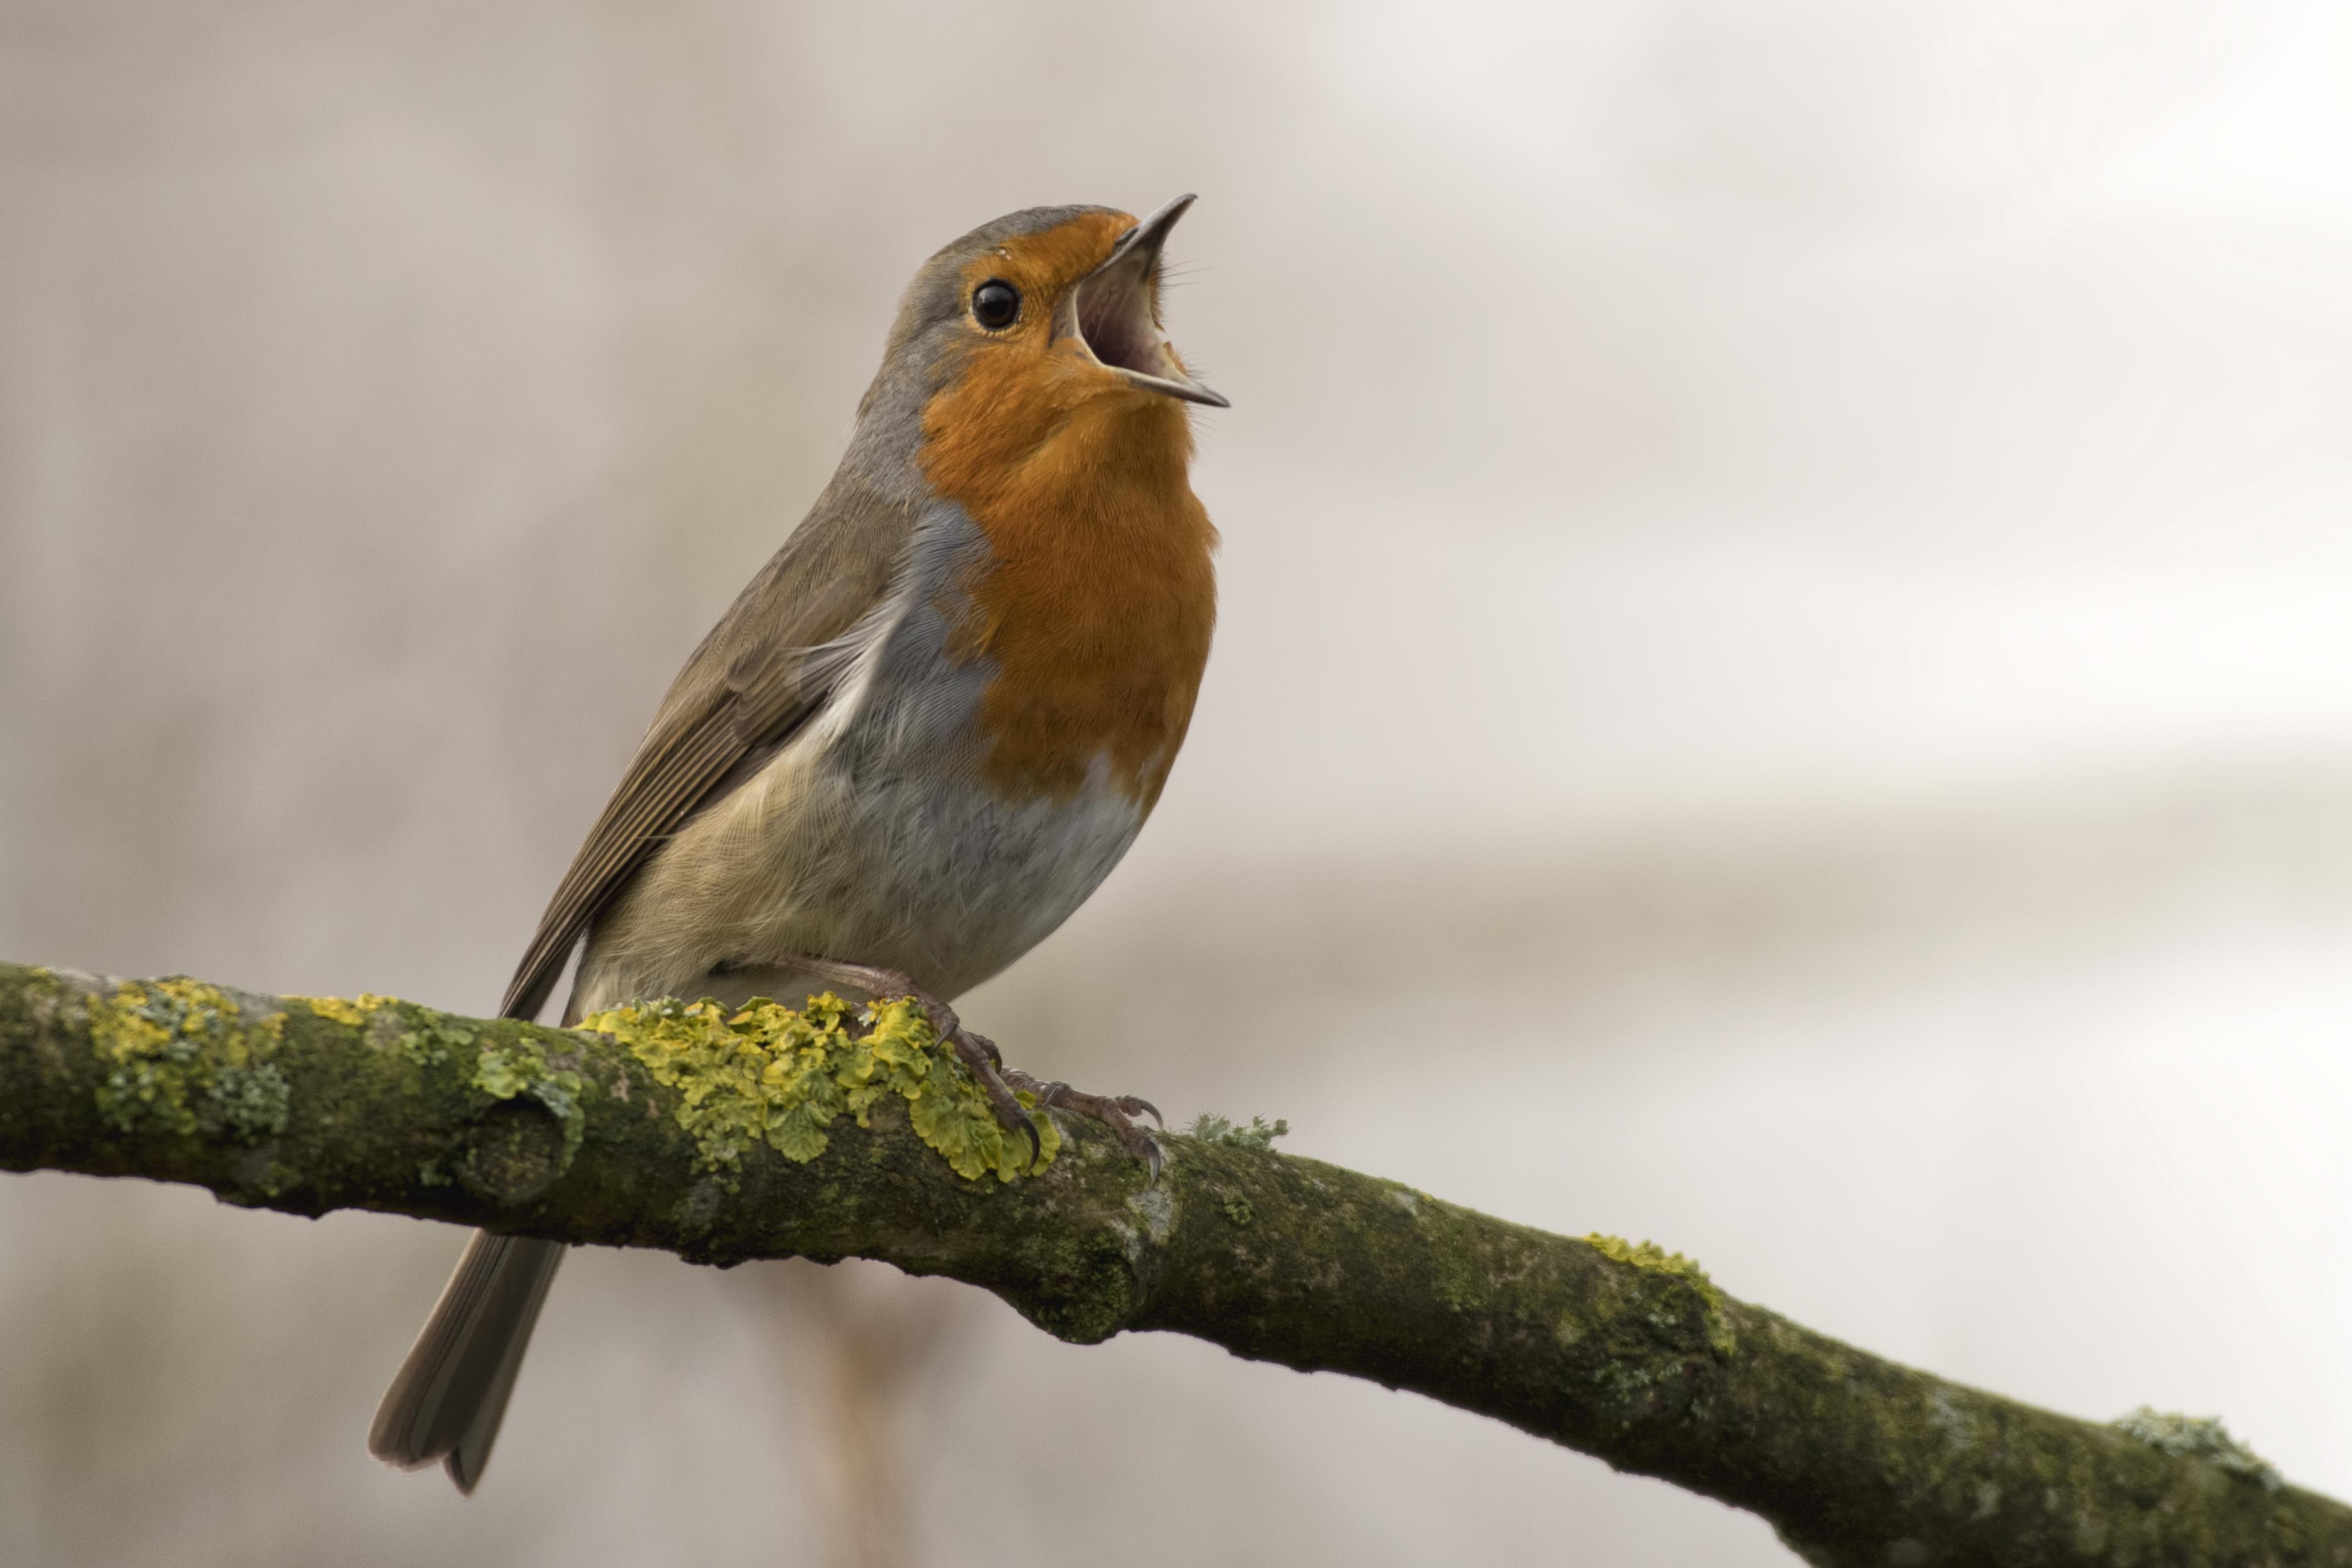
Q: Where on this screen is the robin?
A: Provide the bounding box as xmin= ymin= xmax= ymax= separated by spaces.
xmin=367 ymin=197 xmax=1224 ymax=1491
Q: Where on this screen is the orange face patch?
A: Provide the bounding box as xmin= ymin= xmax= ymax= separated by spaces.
xmin=919 ymin=213 xmax=1218 ymax=811
xmin=956 ymin=211 xmax=1134 ymax=337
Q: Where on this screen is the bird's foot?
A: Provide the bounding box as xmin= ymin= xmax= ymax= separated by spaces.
xmin=777 ymin=956 xmax=1037 ymax=1168
xmin=1000 ymin=1071 xmax=1164 ymax=1181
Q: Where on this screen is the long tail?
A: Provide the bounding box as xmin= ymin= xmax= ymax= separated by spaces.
xmin=368 ymin=1231 xmax=566 ymax=1493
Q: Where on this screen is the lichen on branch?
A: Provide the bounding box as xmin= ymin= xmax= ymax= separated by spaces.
xmin=3 ymin=958 xmax=2348 ymax=1568
xmin=579 ymin=992 xmax=1059 ymax=1182
xmin=90 ymin=976 xmax=290 ymax=1142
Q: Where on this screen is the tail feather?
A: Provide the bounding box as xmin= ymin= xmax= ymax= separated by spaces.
xmin=369 ymin=1231 xmax=566 ymax=1493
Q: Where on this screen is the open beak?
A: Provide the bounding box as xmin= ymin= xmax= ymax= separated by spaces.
xmin=1059 ymin=193 xmax=1230 ymax=409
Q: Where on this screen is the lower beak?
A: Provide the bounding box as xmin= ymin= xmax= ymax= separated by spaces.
xmin=1060 ymin=194 xmax=1230 ymax=409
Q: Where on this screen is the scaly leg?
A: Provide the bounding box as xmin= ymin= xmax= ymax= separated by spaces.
xmin=1001 ymin=1070 xmax=1163 ymax=1180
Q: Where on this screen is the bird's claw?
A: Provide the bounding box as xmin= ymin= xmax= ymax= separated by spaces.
xmin=928 ymin=1017 xmax=1041 ymax=1170
xmin=1003 ymin=1071 xmax=1164 ymax=1179
xmin=963 ymin=1029 xmax=1006 ymax=1070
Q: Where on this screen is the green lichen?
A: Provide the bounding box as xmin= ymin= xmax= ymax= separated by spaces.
xmin=88 ymin=976 xmax=290 ymax=1141
xmin=209 ymin=1061 xmax=292 ymax=1140
xmin=471 ymin=1030 xmax=585 ymax=1171
xmin=1188 ymin=1112 xmax=1291 ymax=1150
xmin=398 ymin=1011 xmax=474 ymax=1068
xmin=578 ymin=992 xmax=1059 ymax=1185
xmin=2113 ymin=1407 xmax=2284 ymax=1491
xmin=1583 ymin=1233 xmax=1736 ymax=1355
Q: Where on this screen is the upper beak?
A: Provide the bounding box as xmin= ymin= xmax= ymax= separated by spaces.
xmin=1059 ymin=193 xmax=1230 ymax=409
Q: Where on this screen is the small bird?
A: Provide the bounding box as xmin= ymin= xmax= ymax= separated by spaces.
xmin=368 ymin=197 xmax=1224 ymax=1491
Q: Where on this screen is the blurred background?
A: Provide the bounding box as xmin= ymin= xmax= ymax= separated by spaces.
xmin=6 ymin=1 xmax=2352 ymax=1562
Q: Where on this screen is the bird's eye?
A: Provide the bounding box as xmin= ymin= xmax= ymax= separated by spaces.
xmin=971 ymin=280 xmax=1021 ymax=330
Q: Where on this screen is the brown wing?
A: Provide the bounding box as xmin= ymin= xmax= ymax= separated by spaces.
xmin=499 ymin=485 xmax=913 ymax=1022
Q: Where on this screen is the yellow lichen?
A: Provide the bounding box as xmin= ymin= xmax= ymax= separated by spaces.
xmin=292 ymin=993 xmax=396 ymax=1027
xmin=89 ymin=976 xmax=290 ymax=1140
xmin=1583 ymin=1233 xmax=1737 ymax=1354
xmin=579 ymin=992 xmax=1059 ymax=1185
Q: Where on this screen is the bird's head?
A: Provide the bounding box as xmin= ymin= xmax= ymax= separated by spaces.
xmin=845 ymin=198 xmax=1222 ymax=508
xmin=832 ymin=197 xmax=1225 ymax=524
xmin=897 ymin=194 xmax=1224 ymax=413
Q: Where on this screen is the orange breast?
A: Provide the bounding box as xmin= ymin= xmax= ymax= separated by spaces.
xmin=919 ymin=329 xmax=1217 ymax=812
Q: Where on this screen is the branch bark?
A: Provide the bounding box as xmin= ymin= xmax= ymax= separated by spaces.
xmin=1 ymin=960 xmax=2340 ymax=1567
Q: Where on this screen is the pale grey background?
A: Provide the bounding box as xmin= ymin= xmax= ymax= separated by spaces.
xmin=6 ymin=2 xmax=2352 ymax=1564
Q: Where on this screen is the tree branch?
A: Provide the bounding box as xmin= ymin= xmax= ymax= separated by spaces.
xmin=1 ymin=960 xmax=2340 ymax=1566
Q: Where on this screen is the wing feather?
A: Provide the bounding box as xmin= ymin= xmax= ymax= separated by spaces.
xmin=499 ymin=487 xmax=912 ymax=1022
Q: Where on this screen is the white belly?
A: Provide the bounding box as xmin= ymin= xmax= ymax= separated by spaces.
xmin=568 ymin=716 xmax=1146 ymax=1019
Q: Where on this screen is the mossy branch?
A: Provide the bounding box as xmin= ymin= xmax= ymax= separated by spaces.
xmin=1 ymin=961 xmax=2343 ymax=1567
